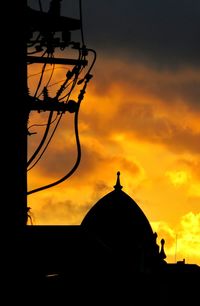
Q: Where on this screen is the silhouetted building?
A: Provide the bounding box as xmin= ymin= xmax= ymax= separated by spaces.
xmin=15 ymin=172 xmax=199 ymax=305
xmin=81 ymin=171 xmax=166 ymax=274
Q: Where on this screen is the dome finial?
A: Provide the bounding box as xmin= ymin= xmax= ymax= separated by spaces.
xmin=114 ymin=171 xmax=123 ymax=190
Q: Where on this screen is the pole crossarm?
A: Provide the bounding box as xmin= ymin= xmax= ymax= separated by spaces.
xmin=27 ymin=56 xmax=88 ymax=66
xmin=28 ymin=97 xmax=78 ymax=113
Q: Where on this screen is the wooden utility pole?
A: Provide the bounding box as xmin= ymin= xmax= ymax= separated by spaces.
xmin=7 ymin=1 xmax=85 ymax=230
xmin=4 ymin=2 xmax=90 ymax=300
xmin=11 ymin=0 xmax=28 ymax=229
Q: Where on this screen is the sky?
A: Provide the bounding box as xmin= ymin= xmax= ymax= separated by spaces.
xmin=27 ymin=0 xmax=200 ymax=265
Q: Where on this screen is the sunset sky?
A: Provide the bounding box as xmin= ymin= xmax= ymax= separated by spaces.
xmin=27 ymin=0 xmax=200 ymax=265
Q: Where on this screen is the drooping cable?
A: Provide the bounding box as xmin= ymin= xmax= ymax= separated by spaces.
xmin=27 ymin=52 xmax=52 ymax=167
xmin=27 ymin=63 xmax=83 ymax=171
xmin=27 ymin=110 xmax=54 ymax=167
xmin=28 ymin=113 xmax=58 ymax=131
xmin=86 ymin=48 xmax=97 ymax=75
xmin=32 ymin=72 xmax=82 ymax=169
xmin=38 ymin=0 xmax=43 ymax=12
xmin=33 ymin=52 xmax=49 ymax=98
xmin=27 ymin=77 xmax=91 ymax=195
xmin=28 ymin=66 xmax=67 ymax=79
xmin=27 ymin=47 xmax=95 ymax=170
xmin=27 ymin=0 xmax=96 ymax=193
xmin=55 ymin=48 xmax=82 ymax=100
xmin=58 ymin=66 xmax=82 ymax=101
xmin=76 ymin=48 xmax=96 ymax=85
xmin=37 ymin=61 xmax=55 ymax=98
xmin=27 ymin=51 xmax=82 ymax=168
xmin=27 ymin=113 xmax=62 ymax=171
xmin=79 ymin=0 xmax=85 ymax=47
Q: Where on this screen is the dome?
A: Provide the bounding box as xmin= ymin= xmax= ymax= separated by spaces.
xmin=81 ymin=172 xmax=155 ymax=255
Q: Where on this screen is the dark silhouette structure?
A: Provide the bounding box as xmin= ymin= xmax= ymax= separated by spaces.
xmin=10 ymin=2 xmax=199 ymax=304
xmin=15 ymin=172 xmax=199 ymax=304
xmin=81 ymin=172 xmax=166 ymax=273
xmin=11 ymin=0 xmax=93 ymax=228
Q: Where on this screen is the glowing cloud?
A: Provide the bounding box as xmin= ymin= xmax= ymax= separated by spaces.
xmin=165 ymin=170 xmax=190 ymax=187
xmin=152 ymin=212 xmax=200 ymax=265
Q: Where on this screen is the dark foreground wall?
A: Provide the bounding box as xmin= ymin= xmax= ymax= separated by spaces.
xmin=10 ymin=226 xmax=200 ymax=305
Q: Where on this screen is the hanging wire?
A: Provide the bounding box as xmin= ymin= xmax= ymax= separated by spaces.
xmin=27 ymin=78 xmax=91 ymax=195
xmin=38 ymin=0 xmax=43 ymax=12
xmin=32 ymin=52 xmax=50 ymax=98
xmin=78 ymin=48 xmax=96 ymax=82
xmin=28 ymin=113 xmax=59 ymax=131
xmin=27 ymin=0 xmax=96 ymax=193
xmin=28 ymin=52 xmax=52 ymax=167
xmin=27 ymin=113 xmax=63 ymax=171
xmin=37 ymin=61 xmax=55 ymax=98
xmin=28 ymin=63 xmax=81 ymax=170
xmin=27 ymin=110 xmax=54 ymax=167
xmin=79 ymin=0 xmax=85 ymax=47
xmin=56 ymin=79 xmax=74 ymax=101
xmin=58 ymin=64 xmax=82 ymax=101
xmin=28 ymin=66 xmax=67 ymax=79
xmin=58 ymin=53 xmax=86 ymax=101
xmin=27 ymin=51 xmax=82 ymax=168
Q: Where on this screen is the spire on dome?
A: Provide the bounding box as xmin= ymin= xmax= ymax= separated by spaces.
xmin=114 ymin=171 xmax=123 ymax=190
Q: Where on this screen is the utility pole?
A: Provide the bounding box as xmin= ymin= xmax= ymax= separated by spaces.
xmin=11 ymin=0 xmax=28 ymax=229
xmin=5 ymin=1 xmax=93 ymax=298
xmin=10 ymin=1 xmax=88 ymax=230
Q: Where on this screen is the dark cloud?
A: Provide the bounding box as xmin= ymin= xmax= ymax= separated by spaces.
xmin=79 ymin=0 xmax=200 ymax=68
xmin=27 ymin=1 xmax=200 ymax=171
xmin=28 ymin=0 xmax=200 ymax=67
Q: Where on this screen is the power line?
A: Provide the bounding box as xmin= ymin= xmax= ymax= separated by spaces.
xmin=27 ymin=76 xmax=92 ymax=195
xmin=27 ymin=0 xmax=96 ymax=194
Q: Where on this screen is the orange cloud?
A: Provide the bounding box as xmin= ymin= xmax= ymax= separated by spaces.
xmin=28 ymin=56 xmax=200 ymax=268
xmin=152 ymin=212 xmax=200 ymax=265
xmin=165 ymin=170 xmax=190 ymax=187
